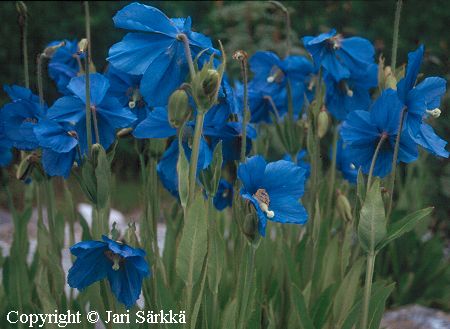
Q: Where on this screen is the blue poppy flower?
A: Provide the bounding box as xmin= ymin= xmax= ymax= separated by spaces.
xmin=34 ymin=119 xmax=80 ymax=178
xmin=302 ymin=29 xmax=375 ymax=82
xmin=334 ymin=138 xmax=358 ymax=184
xmin=324 ymin=63 xmax=377 ymax=120
xmin=283 ymin=150 xmax=311 ymax=179
xmin=340 ymin=89 xmax=418 ymax=178
xmin=48 ymin=39 xmax=82 ymax=94
xmin=68 ymin=235 xmax=150 ymax=309
xmin=238 ymin=155 xmax=308 ymax=236
xmin=212 ymin=179 xmax=233 ymax=211
xmin=1 ymin=85 xmax=46 ymax=150
xmin=108 ymin=2 xmax=216 ymax=107
xmin=241 ymin=51 xmax=314 ymax=122
xmin=157 ymin=138 xmax=212 ymax=198
xmin=47 ymin=73 xmax=136 ymax=154
xmin=105 ymin=65 xmax=149 ymax=125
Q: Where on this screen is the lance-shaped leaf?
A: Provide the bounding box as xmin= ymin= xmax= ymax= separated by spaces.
xmin=358 ymin=179 xmax=386 ymax=252
xmin=376 ymin=207 xmax=434 ymax=251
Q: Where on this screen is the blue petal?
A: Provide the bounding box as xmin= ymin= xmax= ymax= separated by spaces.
xmin=68 ymin=73 xmax=110 ymax=105
xmin=397 ymin=45 xmax=424 ymax=102
xmin=340 ymin=110 xmax=379 ymax=146
xmin=212 ymin=179 xmax=233 ymax=211
xmin=407 ymin=77 xmax=446 ymax=115
xmin=34 ymin=119 xmax=78 ymax=153
xmin=241 ymin=192 xmax=267 ymax=237
xmin=237 ymin=155 xmax=267 ymax=195
xmin=269 ymin=194 xmax=308 ymax=225
xmin=97 ymin=97 xmax=137 ymax=129
xmin=369 ymin=89 xmax=403 ymax=135
xmin=413 ymin=123 xmax=449 ymax=158
xmin=133 ymin=107 xmax=176 ymax=138
xmin=107 ymin=262 xmax=146 ymax=309
xmin=47 ymin=96 xmax=86 ymax=124
xmin=41 ymin=148 xmax=76 ymax=178
xmin=249 ymin=51 xmax=281 ymax=79
xmin=102 ymin=235 xmax=146 ymax=258
xmin=262 ymin=160 xmax=306 ymax=199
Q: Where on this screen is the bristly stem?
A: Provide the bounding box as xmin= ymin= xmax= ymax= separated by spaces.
xmin=361 ymin=252 xmax=376 ymax=329
xmin=367 ymin=134 xmax=388 ymax=194
xmin=36 ymin=54 xmax=45 ymax=107
xmin=386 ymin=107 xmax=407 ymax=221
xmin=17 ymin=1 xmax=29 ymax=88
xmin=270 ymin=0 xmax=291 ymax=57
xmin=188 ymin=111 xmax=205 ymax=200
xmin=391 ymin=0 xmax=403 ymax=73
xmin=84 ymin=1 xmax=92 ymax=153
xmin=178 ymin=33 xmax=196 ymax=80
xmin=233 ymin=50 xmax=250 ymax=162
xmin=326 ymin=126 xmax=339 ymax=215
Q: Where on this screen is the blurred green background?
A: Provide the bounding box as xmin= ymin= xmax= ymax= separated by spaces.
xmin=0 ymin=0 xmax=449 ymax=311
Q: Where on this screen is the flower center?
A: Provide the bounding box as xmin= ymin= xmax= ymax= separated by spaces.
xmin=266 ymin=67 xmax=285 ymax=83
xmin=128 ymin=87 xmax=143 ymax=109
xmin=104 ymin=250 xmax=124 ymax=271
xmin=329 ymin=34 xmax=343 ymax=50
xmin=426 ymin=108 xmax=441 ymax=118
xmin=23 ymin=117 xmax=37 ymax=124
xmin=253 ymin=188 xmax=275 ymax=218
xmin=339 ymin=80 xmax=353 ymax=97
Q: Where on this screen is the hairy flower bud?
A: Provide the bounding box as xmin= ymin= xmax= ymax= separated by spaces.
xmin=42 ymin=41 xmax=66 ymax=58
xmin=317 ymin=107 xmax=330 ymax=138
xmin=78 ymin=38 xmax=89 ymax=54
xmin=168 ymin=89 xmax=191 ymax=128
xmin=336 ymin=190 xmax=353 ymax=222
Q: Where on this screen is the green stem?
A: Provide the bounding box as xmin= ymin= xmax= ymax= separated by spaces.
xmin=238 ymin=244 xmax=256 ymax=329
xmin=326 ymin=126 xmax=339 ymax=215
xmin=238 ymin=56 xmax=249 ymax=162
xmin=361 ymin=252 xmax=376 ymax=329
xmin=36 ymin=54 xmax=45 ymax=107
xmin=43 ymin=178 xmax=56 ymax=242
xmin=178 ymin=33 xmax=196 ymax=79
xmin=269 ymin=0 xmax=291 ymax=57
xmin=386 ymin=107 xmax=407 ymax=221
xmin=17 ymin=2 xmax=29 ymax=88
xmin=391 ymin=0 xmax=403 ymax=73
xmin=92 ymin=107 xmax=101 ymax=144
xmin=366 ymin=134 xmax=387 ymax=194
xmin=84 ymin=1 xmax=92 ymax=153
xmin=188 ymin=112 xmax=205 ymax=200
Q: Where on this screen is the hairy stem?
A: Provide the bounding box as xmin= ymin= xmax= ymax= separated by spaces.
xmin=391 ymin=0 xmax=403 ymax=73
xmin=238 ymin=56 xmax=249 ymax=162
xmin=361 ymin=252 xmax=376 ymax=329
xmin=188 ymin=112 xmax=205 ymax=200
xmin=84 ymin=1 xmax=92 ymax=153
xmin=367 ymin=134 xmax=388 ymax=194
xmin=178 ymin=33 xmax=196 ymax=79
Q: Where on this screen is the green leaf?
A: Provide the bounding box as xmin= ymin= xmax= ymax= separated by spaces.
xmin=207 ymin=220 xmax=225 ymax=294
xmin=176 ymin=193 xmax=208 ymax=286
xmin=376 ymin=207 xmax=433 ymax=251
xmin=333 ymin=258 xmax=364 ymax=327
xmin=81 ymin=160 xmax=97 ymax=204
xmin=358 ymin=179 xmax=386 ymax=252
xmin=356 ymin=168 xmax=366 ymax=203
xmin=368 ymin=282 xmax=395 ymax=329
xmin=210 ymin=141 xmax=223 ymax=195
xmin=291 ymin=284 xmax=316 ymax=329
xmin=177 ymin=138 xmax=190 ymax=209
xmin=311 ymin=283 xmax=336 ymax=329
xmin=221 ymin=299 xmax=237 ymax=329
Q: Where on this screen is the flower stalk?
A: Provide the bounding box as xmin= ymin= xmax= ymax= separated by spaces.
xmin=361 ymin=252 xmax=376 ymax=329
xmin=391 ymin=0 xmax=403 ymax=73
xmin=84 ymin=1 xmax=93 ymax=154
xmin=367 ymin=134 xmax=387 ymax=193
xmin=17 ymin=1 xmax=29 ymax=88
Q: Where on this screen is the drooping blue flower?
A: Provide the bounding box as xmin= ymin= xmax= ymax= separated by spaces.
xmin=105 ymin=65 xmax=149 ymax=125
xmin=324 ymin=63 xmax=377 ymax=120
xmin=340 ymin=89 xmax=418 ymax=178
xmin=241 ymin=51 xmax=314 ymax=123
xmin=108 ymin=2 xmax=216 ymax=107
xmin=133 ymin=107 xmax=176 ymax=139
xmin=302 ymin=29 xmax=375 ymax=81
xmin=212 ymin=179 xmax=233 ymax=211
xmin=238 ymin=155 xmax=308 ymax=236
xmin=283 ymin=150 xmax=311 ymax=179
xmin=157 ymin=138 xmax=212 ymax=198
xmin=48 ymin=39 xmax=82 ymax=94
xmin=68 ymin=235 xmax=150 ymax=309
xmin=396 ymin=45 xmax=447 ymax=156
xmin=0 ymin=85 xmax=46 ymax=150
xmin=47 ymin=73 xmax=136 ymax=154
xmin=34 ymin=119 xmax=80 ymax=178
xmin=334 ymin=138 xmax=358 ymax=184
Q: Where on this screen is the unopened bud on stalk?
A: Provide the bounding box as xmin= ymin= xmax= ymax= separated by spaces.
xmin=317 ymin=107 xmax=330 ymax=138
xmin=117 ymin=127 xmax=133 ymax=138
xmin=16 ymin=1 xmax=28 ymax=17
xmin=168 ymin=89 xmax=191 ymax=128
xmin=336 ymin=190 xmax=352 ymax=222
xmin=202 ymin=69 xmax=220 ymax=99
xmin=16 ymin=153 xmax=37 ymax=181
xmin=243 ymin=213 xmax=257 ymax=240
xmin=78 ymin=38 xmax=89 ymax=54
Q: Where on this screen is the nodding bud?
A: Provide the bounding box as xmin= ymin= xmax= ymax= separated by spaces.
xmin=16 ymin=1 xmax=28 ymax=17
xmin=426 ymin=108 xmax=441 ymax=118
xmin=42 ymin=41 xmax=66 ymax=59
xmin=117 ymin=127 xmax=133 ymax=138
xmin=78 ymin=38 xmax=89 ymax=54
xmin=202 ymin=69 xmax=220 ymax=98
xmin=336 ymin=190 xmax=353 ymax=222
xmin=16 ymin=153 xmax=37 ymax=181
xmin=317 ymin=107 xmax=330 ymax=139
xmin=242 ymin=213 xmax=258 ymax=241
xmin=168 ymin=89 xmax=191 ymax=128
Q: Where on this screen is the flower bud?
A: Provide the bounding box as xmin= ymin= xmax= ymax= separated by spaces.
xmin=336 ymin=190 xmax=353 ymax=222
xmin=317 ymin=107 xmax=329 ymax=138
xmin=168 ymin=89 xmax=191 ymax=128
xmin=16 ymin=1 xmax=28 ymax=18
xmin=243 ymin=213 xmax=257 ymax=240
xmin=78 ymin=38 xmax=89 ymax=54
